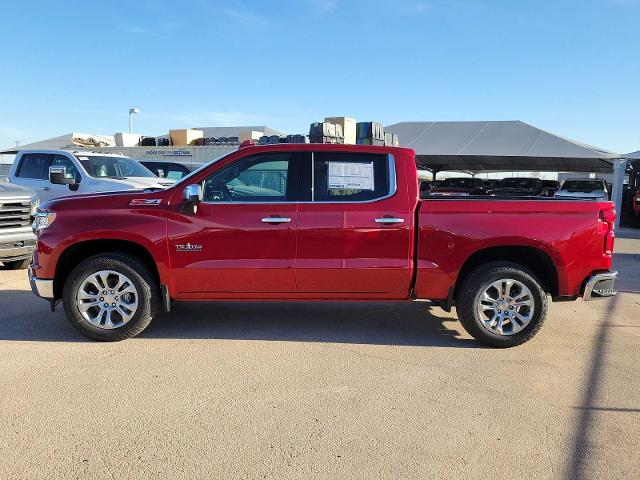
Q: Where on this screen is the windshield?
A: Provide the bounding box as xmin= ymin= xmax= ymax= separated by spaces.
xmin=560 ymin=180 xmax=604 ymax=192
xmin=496 ymin=178 xmax=540 ymax=189
xmin=78 ymin=155 xmax=156 ymax=179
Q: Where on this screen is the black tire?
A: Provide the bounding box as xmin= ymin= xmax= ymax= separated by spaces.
xmin=3 ymin=258 xmax=30 ymax=270
xmin=456 ymin=262 xmax=548 ymax=348
xmin=62 ymin=253 xmax=160 ymax=341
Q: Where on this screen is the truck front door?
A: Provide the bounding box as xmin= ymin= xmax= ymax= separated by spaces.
xmin=167 ymin=151 xmax=308 ymax=296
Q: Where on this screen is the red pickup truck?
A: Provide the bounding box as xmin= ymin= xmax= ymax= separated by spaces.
xmin=29 ymin=144 xmax=618 ymax=347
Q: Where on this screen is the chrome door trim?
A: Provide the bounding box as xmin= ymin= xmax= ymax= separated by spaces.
xmin=375 ymin=217 xmax=405 ymax=224
xmin=261 ymin=217 xmax=292 ymax=223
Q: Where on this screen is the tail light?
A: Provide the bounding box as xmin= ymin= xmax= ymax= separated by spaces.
xmin=599 ymin=208 xmax=616 ymax=255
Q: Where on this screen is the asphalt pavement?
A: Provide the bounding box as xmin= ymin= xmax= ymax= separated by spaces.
xmin=0 ymin=237 xmax=638 ymax=479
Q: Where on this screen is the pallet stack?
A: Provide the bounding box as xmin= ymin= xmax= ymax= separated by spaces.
xmin=286 ymin=134 xmax=309 ymax=143
xmin=309 ymin=122 xmax=344 ymax=144
xmin=384 ymin=132 xmax=399 ymax=147
xmin=356 ymin=122 xmax=385 ymax=146
xmin=325 ymin=117 xmax=356 ymax=144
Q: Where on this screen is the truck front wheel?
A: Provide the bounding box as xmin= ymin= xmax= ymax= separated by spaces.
xmin=456 ymin=262 xmax=548 ymax=347
xmin=62 ymin=253 xmax=160 ymax=341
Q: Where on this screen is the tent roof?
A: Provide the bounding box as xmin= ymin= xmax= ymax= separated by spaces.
xmin=385 ymin=121 xmax=620 ymax=173
xmin=627 ymin=150 xmax=640 ymax=169
xmin=1 ymin=132 xmax=115 ymax=154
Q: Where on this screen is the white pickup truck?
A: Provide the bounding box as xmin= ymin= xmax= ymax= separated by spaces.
xmin=8 ymin=150 xmax=174 ymax=202
xmin=0 ymin=181 xmax=37 ymax=269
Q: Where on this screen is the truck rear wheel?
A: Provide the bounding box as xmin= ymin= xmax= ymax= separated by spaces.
xmin=456 ymin=262 xmax=548 ymax=347
xmin=62 ymin=253 xmax=160 ymax=341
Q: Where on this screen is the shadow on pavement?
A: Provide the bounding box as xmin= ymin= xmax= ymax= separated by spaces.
xmin=613 ymin=253 xmax=640 ymax=293
xmin=566 ymin=295 xmax=626 ymax=480
xmin=0 ymin=289 xmax=478 ymax=348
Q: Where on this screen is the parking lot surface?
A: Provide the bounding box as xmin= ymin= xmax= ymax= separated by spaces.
xmin=0 ymin=237 xmax=638 ymax=480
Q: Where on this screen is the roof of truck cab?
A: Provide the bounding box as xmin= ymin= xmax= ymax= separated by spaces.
xmin=237 ymin=143 xmax=412 ymax=154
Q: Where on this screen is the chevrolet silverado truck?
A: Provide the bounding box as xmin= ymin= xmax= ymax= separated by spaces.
xmin=29 ymin=143 xmax=618 ymax=347
xmin=0 ymin=182 xmax=38 ymax=269
xmin=9 ymin=150 xmax=174 ymax=202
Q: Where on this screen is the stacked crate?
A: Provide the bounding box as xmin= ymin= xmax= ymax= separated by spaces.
xmin=286 ymin=134 xmax=309 ymax=143
xmin=309 ymin=122 xmax=344 ymax=144
xmin=384 ymin=132 xmax=399 ymax=147
xmin=258 ymin=135 xmax=282 ymax=145
xmin=356 ymin=122 xmax=385 ymax=146
xmin=325 ymin=117 xmax=356 ymax=144
xmin=169 ymin=129 xmax=204 ymax=146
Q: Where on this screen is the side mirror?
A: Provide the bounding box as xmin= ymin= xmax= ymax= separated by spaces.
xmin=183 ymin=184 xmax=203 ymax=204
xmin=49 ymin=166 xmax=76 ymax=185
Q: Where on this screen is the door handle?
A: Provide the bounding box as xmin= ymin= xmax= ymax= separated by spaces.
xmin=41 ymin=187 xmax=50 ymax=191
xmin=261 ymin=217 xmax=291 ymax=224
xmin=375 ymin=217 xmax=404 ymax=224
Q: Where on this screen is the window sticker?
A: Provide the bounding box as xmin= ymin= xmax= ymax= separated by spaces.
xmin=327 ymin=161 xmax=374 ymax=190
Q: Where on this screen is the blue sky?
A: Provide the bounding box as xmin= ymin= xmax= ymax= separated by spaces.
xmin=0 ymin=0 xmax=638 ymax=153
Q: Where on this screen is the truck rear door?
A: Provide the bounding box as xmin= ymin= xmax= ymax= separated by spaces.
xmin=295 ymin=151 xmax=414 ymax=298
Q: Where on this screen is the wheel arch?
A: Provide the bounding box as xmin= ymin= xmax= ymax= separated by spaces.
xmin=53 ymin=239 xmax=160 ymax=299
xmin=454 ymin=245 xmax=559 ymax=300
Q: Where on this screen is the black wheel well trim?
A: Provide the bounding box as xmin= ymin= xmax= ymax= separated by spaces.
xmin=453 ymin=245 xmax=560 ymax=300
xmin=53 ymin=239 xmax=161 ymax=299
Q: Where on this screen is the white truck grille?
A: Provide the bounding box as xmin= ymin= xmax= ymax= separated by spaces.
xmin=0 ymin=201 xmax=31 ymax=229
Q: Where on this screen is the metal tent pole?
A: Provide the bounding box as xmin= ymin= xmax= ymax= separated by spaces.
xmin=611 ymin=158 xmax=627 ymax=230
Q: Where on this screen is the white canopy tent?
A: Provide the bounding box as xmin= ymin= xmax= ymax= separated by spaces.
xmin=385 ymin=121 xmax=625 ymax=226
xmin=385 ymin=121 xmax=619 ymax=173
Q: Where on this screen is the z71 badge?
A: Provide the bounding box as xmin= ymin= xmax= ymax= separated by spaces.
xmin=175 ymin=243 xmax=202 ymax=252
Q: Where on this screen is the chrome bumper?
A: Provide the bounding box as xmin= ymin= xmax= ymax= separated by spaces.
xmin=28 ymin=266 xmax=54 ymax=300
xmin=0 ymin=235 xmax=35 ymax=261
xmin=583 ymin=270 xmax=618 ymax=301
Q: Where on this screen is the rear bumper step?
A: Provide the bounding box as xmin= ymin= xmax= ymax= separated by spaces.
xmin=583 ymin=270 xmax=618 ymax=301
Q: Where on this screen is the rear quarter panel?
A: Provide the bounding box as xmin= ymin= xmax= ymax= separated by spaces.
xmin=415 ymin=199 xmax=614 ymax=299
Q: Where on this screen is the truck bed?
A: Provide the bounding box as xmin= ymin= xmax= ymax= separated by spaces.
xmin=414 ymin=198 xmax=614 ymax=301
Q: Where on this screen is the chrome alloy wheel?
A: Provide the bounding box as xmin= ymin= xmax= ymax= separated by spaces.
xmin=76 ymin=270 xmax=139 ymax=329
xmin=475 ymin=278 xmax=535 ymax=336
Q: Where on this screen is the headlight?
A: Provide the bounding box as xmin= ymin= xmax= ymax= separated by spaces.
xmin=32 ymin=211 xmax=56 ymax=234
xmin=30 ymin=196 xmax=40 ymax=216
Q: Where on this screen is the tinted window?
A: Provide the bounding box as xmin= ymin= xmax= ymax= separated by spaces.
xmin=17 ymin=153 xmax=52 ymax=179
xmin=313 ymin=152 xmax=390 ymax=202
xmin=203 ymin=153 xmax=303 ymax=202
xmin=439 ymin=178 xmax=481 ymax=188
xmin=51 ymin=154 xmax=79 ymax=180
xmin=561 ymin=180 xmax=605 ymax=192
xmin=496 ymin=178 xmax=541 ymax=189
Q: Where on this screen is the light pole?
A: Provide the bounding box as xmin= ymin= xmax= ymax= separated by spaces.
xmin=128 ymin=108 xmax=140 ymax=134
